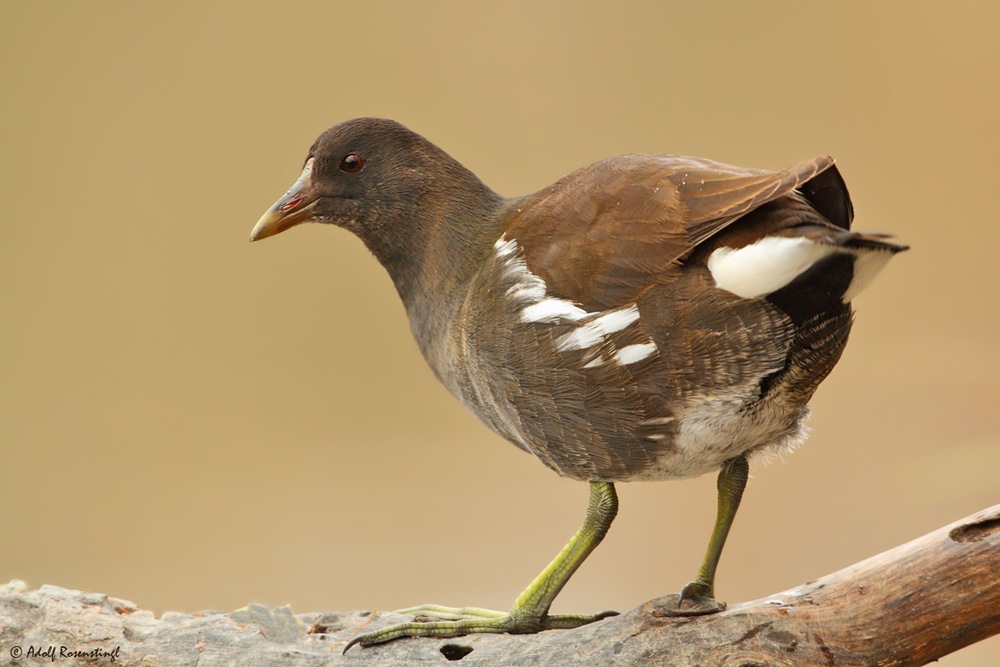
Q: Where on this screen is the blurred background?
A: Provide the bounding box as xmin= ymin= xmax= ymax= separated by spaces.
xmin=2 ymin=2 xmax=998 ymax=664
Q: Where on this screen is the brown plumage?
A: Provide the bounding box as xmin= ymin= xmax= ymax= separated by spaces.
xmin=505 ymin=154 xmax=835 ymax=310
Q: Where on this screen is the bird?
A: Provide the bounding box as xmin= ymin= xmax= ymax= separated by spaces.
xmin=249 ymin=117 xmax=906 ymax=650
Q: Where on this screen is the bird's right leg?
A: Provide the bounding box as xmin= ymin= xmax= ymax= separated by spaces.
xmin=344 ymin=480 xmax=620 ymax=651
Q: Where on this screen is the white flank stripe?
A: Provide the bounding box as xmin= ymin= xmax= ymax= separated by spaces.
xmin=555 ymin=305 xmax=641 ymax=351
xmin=508 ymin=283 xmax=547 ymax=302
xmin=494 ymin=237 xmax=517 ymax=258
xmin=842 ymin=249 xmax=894 ymax=302
xmin=556 ymin=324 xmax=605 ymax=351
xmin=616 ymin=342 xmax=658 ymax=365
xmin=708 ymin=236 xmax=837 ymax=298
xmin=492 ymin=235 xmax=588 ymax=324
xmin=592 ymin=305 xmax=640 ymax=334
xmin=505 ymin=264 xmax=547 ymax=301
xmin=521 ymin=298 xmax=587 ymax=324
xmin=494 ymin=236 xmax=659 ymax=370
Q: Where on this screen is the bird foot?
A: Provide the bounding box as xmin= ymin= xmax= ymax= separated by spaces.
xmin=343 ymin=604 xmax=618 ymax=652
xmin=651 ymin=582 xmax=727 ymax=617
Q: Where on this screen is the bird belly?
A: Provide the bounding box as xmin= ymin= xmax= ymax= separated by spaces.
xmin=618 ymin=394 xmax=811 ymax=482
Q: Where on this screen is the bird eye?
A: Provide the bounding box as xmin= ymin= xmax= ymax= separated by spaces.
xmin=340 ymin=154 xmax=363 ymax=173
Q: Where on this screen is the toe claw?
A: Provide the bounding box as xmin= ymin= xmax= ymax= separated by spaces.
xmin=342 ymin=635 xmax=365 ymax=654
xmin=678 ymin=581 xmax=713 ymax=605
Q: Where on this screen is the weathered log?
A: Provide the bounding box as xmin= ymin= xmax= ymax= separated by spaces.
xmin=1 ymin=504 xmax=997 ymax=666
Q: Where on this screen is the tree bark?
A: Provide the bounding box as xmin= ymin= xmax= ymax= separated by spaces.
xmin=1 ymin=504 xmax=997 ymax=667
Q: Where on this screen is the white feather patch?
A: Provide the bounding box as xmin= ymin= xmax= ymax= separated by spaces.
xmin=593 ymin=305 xmax=641 ymax=334
xmin=494 ymin=235 xmax=589 ymax=324
xmin=554 ymin=305 xmax=641 ymax=351
xmin=842 ymin=249 xmax=894 ymax=302
xmin=494 ymin=237 xmax=517 ymax=258
xmin=556 ymin=323 xmax=605 ymax=351
xmin=708 ymin=237 xmax=837 ymax=298
xmin=616 ymin=342 xmax=657 ymax=365
xmin=522 ymin=298 xmax=587 ymax=324
xmin=493 ymin=235 xmax=658 ymax=365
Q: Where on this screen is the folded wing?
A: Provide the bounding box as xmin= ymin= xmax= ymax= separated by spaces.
xmin=505 ymin=154 xmax=840 ymax=310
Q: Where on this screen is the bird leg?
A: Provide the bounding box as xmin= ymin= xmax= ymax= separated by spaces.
xmin=663 ymin=453 xmax=750 ymax=616
xmin=344 ymin=481 xmax=620 ymax=651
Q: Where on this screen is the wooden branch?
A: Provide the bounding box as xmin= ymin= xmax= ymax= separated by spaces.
xmin=1 ymin=504 xmax=997 ymax=666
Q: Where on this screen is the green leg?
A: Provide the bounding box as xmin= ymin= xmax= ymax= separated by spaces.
xmin=668 ymin=453 xmax=750 ymax=616
xmin=344 ymin=481 xmax=619 ymax=651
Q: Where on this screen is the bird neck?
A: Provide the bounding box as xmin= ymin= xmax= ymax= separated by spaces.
xmin=357 ymin=170 xmax=503 ymax=347
xmin=366 ymin=175 xmax=506 ymax=307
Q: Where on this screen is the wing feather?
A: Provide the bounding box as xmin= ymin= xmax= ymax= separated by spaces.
xmin=504 ymin=154 xmax=837 ymax=310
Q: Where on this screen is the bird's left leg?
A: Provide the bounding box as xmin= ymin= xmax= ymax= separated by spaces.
xmin=663 ymin=453 xmax=750 ymax=616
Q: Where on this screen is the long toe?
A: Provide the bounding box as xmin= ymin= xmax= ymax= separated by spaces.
xmin=542 ymin=611 xmax=619 ymax=630
xmin=343 ymin=609 xmax=617 ymax=651
xmin=394 ymin=604 xmax=507 ymax=621
xmin=344 ymin=615 xmax=515 ymax=652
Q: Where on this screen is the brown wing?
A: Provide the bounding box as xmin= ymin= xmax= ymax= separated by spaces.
xmin=504 ymin=153 xmax=836 ymax=310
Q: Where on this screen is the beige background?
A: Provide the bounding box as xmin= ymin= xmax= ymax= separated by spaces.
xmin=2 ymin=2 xmax=998 ymax=664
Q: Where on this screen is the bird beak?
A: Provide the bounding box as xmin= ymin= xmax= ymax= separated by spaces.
xmin=250 ymin=158 xmax=318 ymax=242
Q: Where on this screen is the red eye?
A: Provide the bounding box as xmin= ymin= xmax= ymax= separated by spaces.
xmin=340 ymin=154 xmax=363 ymax=173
